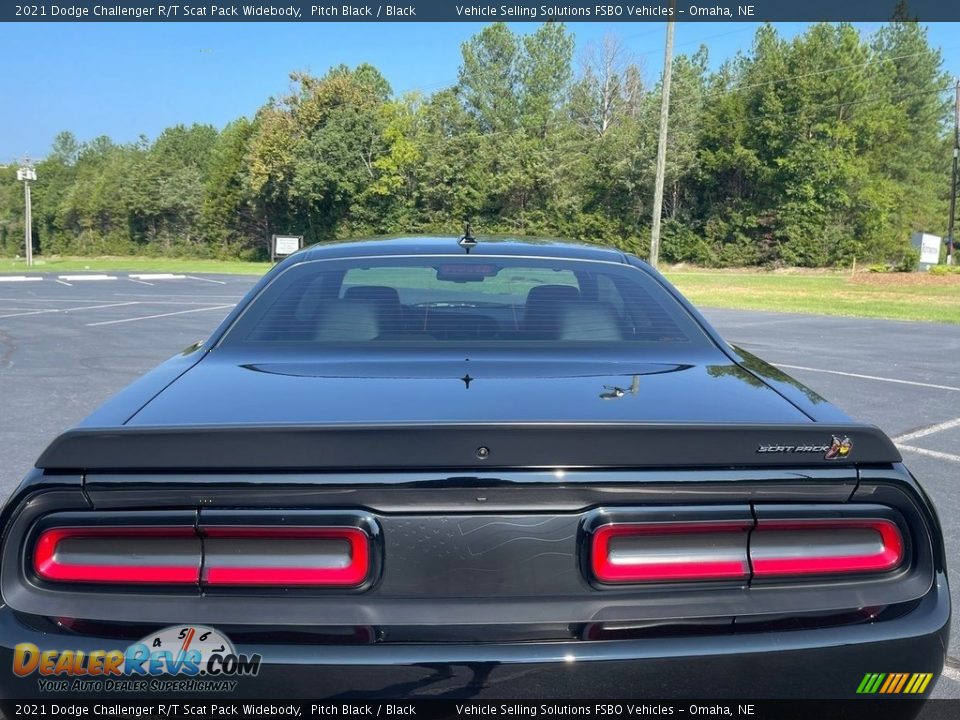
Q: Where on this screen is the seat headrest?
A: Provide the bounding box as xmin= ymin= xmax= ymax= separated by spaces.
xmin=313 ymin=299 xmax=381 ymax=341
xmin=525 ymin=284 xmax=580 ymax=306
xmin=555 ymin=302 xmax=622 ymax=341
xmin=343 ymin=285 xmax=401 ymax=305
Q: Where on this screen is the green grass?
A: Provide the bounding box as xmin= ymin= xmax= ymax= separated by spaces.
xmin=664 ymin=269 xmax=960 ymax=324
xmin=1 ymin=256 xmax=957 ymax=324
xmin=0 ymin=255 xmax=270 ymax=275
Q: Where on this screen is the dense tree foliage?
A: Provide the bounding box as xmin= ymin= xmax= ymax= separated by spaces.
xmin=0 ymin=21 xmax=952 ymax=266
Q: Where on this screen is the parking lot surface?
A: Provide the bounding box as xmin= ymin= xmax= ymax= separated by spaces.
xmin=0 ymin=273 xmax=957 ymax=696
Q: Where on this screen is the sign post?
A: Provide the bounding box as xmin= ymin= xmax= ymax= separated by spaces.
xmin=16 ymin=161 xmax=36 ymax=267
xmin=271 ymin=234 xmax=304 ymax=263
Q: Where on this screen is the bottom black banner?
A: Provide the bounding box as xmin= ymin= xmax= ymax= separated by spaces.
xmin=1 ymin=700 xmax=958 ymax=720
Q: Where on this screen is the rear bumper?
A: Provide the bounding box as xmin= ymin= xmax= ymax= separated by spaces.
xmin=0 ymin=574 xmax=949 ymax=700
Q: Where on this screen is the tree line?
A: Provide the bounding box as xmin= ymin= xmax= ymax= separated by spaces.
xmin=0 ymin=20 xmax=953 ymax=267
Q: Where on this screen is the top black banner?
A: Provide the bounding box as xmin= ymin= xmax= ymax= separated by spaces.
xmin=5 ymin=1 xmax=960 ymax=23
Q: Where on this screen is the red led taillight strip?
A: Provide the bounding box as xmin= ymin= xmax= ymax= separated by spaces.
xmin=33 ymin=527 xmax=200 ymax=584
xmin=33 ymin=525 xmax=372 ymax=588
xmin=591 ymin=521 xmax=752 ymax=583
xmin=200 ymin=526 xmax=370 ymax=587
xmin=590 ymin=516 xmax=905 ymax=584
xmin=750 ymin=518 xmax=904 ymax=578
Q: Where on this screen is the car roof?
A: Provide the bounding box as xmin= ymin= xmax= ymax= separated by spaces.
xmin=294 ymin=236 xmax=632 ymax=263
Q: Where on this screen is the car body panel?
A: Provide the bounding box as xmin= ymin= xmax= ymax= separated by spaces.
xmin=122 ymin=354 xmax=811 ymax=427
xmin=0 ymin=237 xmax=949 ymax=701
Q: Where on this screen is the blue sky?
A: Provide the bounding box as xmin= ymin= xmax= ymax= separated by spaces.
xmin=1 ymin=21 xmax=958 ymax=161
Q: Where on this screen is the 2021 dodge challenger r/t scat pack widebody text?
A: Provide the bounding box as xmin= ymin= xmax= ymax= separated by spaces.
xmin=0 ymin=237 xmax=949 ymax=700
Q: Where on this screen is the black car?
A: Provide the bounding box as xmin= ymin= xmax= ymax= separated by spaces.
xmin=0 ymin=236 xmax=949 ymax=700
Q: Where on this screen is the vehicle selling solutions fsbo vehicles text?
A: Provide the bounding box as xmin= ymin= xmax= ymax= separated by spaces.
xmin=452 ymin=5 xmax=755 ymax=19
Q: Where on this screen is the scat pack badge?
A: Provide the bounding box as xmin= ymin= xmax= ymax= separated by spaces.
xmin=757 ymin=435 xmax=853 ymax=461
xmin=824 ymin=435 xmax=853 ymax=460
xmin=13 ymin=625 xmax=260 ymax=693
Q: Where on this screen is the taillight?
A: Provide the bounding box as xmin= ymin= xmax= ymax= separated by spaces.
xmin=201 ymin=527 xmax=370 ymax=587
xmin=587 ymin=506 xmax=907 ymax=586
xmin=31 ymin=514 xmax=375 ymax=590
xmin=33 ymin=527 xmax=200 ymax=584
xmin=750 ymin=518 xmax=904 ymax=578
xmin=591 ymin=521 xmax=751 ymax=583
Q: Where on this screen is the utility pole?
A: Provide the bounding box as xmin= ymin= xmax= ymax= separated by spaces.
xmin=948 ymin=78 xmax=959 ymax=266
xmin=16 ymin=158 xmax=36 ymax=267
xmin=649 ymin=4 xmax=675 ymax=270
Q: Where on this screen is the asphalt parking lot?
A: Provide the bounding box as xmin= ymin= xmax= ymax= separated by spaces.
xmin=0 ymin=272 xmax=957 ymax=697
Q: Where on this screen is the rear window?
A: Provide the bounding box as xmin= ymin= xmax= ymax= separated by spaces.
xmin=221 ymin=256 xmax=706 ymax=347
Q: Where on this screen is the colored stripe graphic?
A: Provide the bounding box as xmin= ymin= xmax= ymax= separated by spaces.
xmin=904 ymin=673 xmax=933 ymax=694
xmin=856 ymin=673 xmax=886 ymax=694
xmin=856 ymin=672 xmax=932 ymax=694
xmin=879 ymin=673 xmax=896 ymax=693
xmin=892 ymin=673 xmax=910 ymax=693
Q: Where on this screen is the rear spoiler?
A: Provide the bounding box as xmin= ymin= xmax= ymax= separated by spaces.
xmin=36 ymin=422 xmax=900 ymax=471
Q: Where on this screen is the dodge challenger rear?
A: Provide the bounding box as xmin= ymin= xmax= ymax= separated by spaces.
xmin=0 ymin=237 xmax=949 ymax=699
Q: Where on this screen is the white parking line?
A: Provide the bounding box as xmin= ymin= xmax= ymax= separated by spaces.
xmin=113 ymin=293 xmax=244 ymax=300
xmin=127 ymin=278 xmax=154 ymax=286
xmin=0 ymin=302 xmax=142 ymax=320
xmin=86 ymin=304 xmax=234 ymax=327
xmin=186 ymin=275 xmax=227 ymax=285
xmin=0 ymin=309 xmax=58 ymax=319
xmin=129 ymin=273 xmax=187 ymax=280
xmin=897 ymin=444 xmax=960 ymax=464
xmin=0 ymin=297 xmax=237 ymax=306
xmin=775 ymin=364 xmax=960 ymax=393
xmin=0 ymin=276 xmax=42 ymax=283
xmin=55 ymin=279 xmax=72 ymax=287
xmin=62 ymin=301 xmax=140 ymax=314
xmin=893 ymin=417 xmax=960 ymax=443
xmin=58 ymin=274 xmax=117 ymax=281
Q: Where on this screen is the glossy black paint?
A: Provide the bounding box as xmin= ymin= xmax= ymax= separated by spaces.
xmin=0 ymin=237 xmax=950 ymax=699
xmin=125 ymin=352 xmax=810 ymax=426
xmin=0 ymin=469 xmax=939 ymax=628
xmin=0 ymin=575 xmax=949 ymax=698
xmin=37 ymin=421 xmax=902 ymax=471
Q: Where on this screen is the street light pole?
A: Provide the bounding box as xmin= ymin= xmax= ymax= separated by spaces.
xmin=649 ymin=5 xmax=676 ymax=270
xmin=948 ymin=79 xmax=959 ymax=266
xmin=16 ymin=160 xmax=37 ymax=267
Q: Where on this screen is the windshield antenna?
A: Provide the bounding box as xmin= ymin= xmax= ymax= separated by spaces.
xmin=458 ymin=223 xmax=478 ymax=254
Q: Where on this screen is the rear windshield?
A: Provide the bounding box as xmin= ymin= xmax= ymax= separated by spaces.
xmin=221 ymin=256 xmax=707 ymax=347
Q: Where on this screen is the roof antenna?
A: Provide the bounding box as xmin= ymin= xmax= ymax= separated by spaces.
xmin=458 ymin=223 xmax=478 ymax=254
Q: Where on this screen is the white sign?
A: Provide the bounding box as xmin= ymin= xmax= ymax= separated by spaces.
xmin=917 ymin=233 xmax=941 ymax=265
xmin=273 ymin=235 xmax=302 ymax=256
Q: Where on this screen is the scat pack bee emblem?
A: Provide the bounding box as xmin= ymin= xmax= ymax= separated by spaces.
xmin=757 ymin=435 xmax=853 ymax=460
xmin=824 ymin=435 xmax=853 ymax=460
